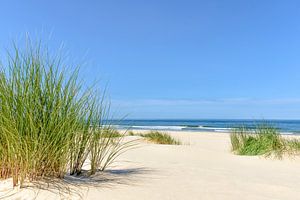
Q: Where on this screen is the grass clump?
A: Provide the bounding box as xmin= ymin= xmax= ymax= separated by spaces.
xmin=128 ymin=130 xmax=135 ymax=136
xmin=0 ymin=40 xmax=133 ymax=187
xmin=141 ymin=131 xmax=181 ymax=145
xmin=101 ymin=128 xmax=122 ymax=138
xmin=230 ymin=125 xmax=300 ymax=157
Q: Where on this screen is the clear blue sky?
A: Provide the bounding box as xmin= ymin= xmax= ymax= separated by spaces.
xmin=1 ymin=0 xmax=300 ymax=119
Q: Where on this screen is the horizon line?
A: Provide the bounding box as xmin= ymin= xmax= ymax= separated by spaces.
xmin=110 ymin=118 xmax=300 ymax=121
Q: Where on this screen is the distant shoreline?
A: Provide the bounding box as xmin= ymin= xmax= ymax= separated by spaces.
xmin=116 ymin=128 xmax=300 ymax=136
xmin=111 ymin=118 xmax=300 ymax=134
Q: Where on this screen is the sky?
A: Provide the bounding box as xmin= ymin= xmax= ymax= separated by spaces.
xmin=0 ymin=0 xmax=300 ymax=119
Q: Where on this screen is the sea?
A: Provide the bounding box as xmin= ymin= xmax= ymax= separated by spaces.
xmin=109 ymin=119 xmax=300 ymax=135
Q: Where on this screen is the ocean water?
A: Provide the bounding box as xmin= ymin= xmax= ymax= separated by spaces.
xmin=110 ymin=119 xmax=300 ymax=135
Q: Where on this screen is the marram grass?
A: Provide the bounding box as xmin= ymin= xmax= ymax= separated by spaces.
xmin=0 ymin=42 xmax=133 ymax=187
xmin=230 ymin=125 xmax=300 ymax=158
xmin=128 ymin=130 xmax=135 ymax=136
xmin=140 ymin=131 xmax=181 ymax=145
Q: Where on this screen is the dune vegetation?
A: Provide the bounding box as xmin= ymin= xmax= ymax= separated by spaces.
xmin=101 ymin=129 xmax=122 ymax=138
xmin=140 ymin=131 xmax=181 ymax=145
xmin=0 ymin=41 xmax=134 ymax=187
xmin=230 ymin=125 xmax=300 ymax=158
xmin=128 ymin=130 xmax=135 ymax=136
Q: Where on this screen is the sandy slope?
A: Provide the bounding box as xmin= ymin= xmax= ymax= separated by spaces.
xmin=1 ymin=131 xmax=300 ymax=200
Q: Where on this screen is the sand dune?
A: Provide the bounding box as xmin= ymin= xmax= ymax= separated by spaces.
xmin=1 ymin=131 xmax=300 ymax=200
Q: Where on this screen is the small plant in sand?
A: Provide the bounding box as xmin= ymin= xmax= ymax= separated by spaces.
xmin=101 ymin=128 xmax=122 ymax=138
xmin=0 ymin=40 xmax=134 ymax=187
xmin=140 ymin=131 xmax=181 ymax=145
xmin=128 ymin=130 xmax=135 ymax=136
xmin=230 ymin=125 xmax=300 ymax=158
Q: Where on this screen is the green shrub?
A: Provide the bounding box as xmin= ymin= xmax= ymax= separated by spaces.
xmin=230 ymin=125 xmax=300 ymax=157
xmin=140 ymin=131 xmax=181 ymax=145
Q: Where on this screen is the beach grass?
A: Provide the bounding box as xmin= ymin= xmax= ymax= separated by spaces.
xmin=0 ymin=41 xmax=133 ymax=187
xmin=101 ymin=129 xmax=122 ymax=138
xmin=140 ymin=131 xmax=181 ymax=145
xmin=230 ymin=125 xmax=300 ymax=157
xmin=128 ymin=130 xmax=135 ymax=136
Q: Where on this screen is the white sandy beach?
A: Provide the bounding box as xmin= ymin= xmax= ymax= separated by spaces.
xmin=1 ymin=130 xmax=300 ymax=200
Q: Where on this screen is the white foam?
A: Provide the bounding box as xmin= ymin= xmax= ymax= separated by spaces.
xmin=131 ymin=125 xmax=185 ymax=130
xmin=280 ymin=132 xmax=295 ymax=135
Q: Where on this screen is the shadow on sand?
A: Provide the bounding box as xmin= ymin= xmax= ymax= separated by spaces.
xmin=0 ymin=167 xmax=155 ymax=200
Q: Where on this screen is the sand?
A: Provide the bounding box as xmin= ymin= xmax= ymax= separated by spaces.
xmin=1 ymin=130 xmax=300 ymax=200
